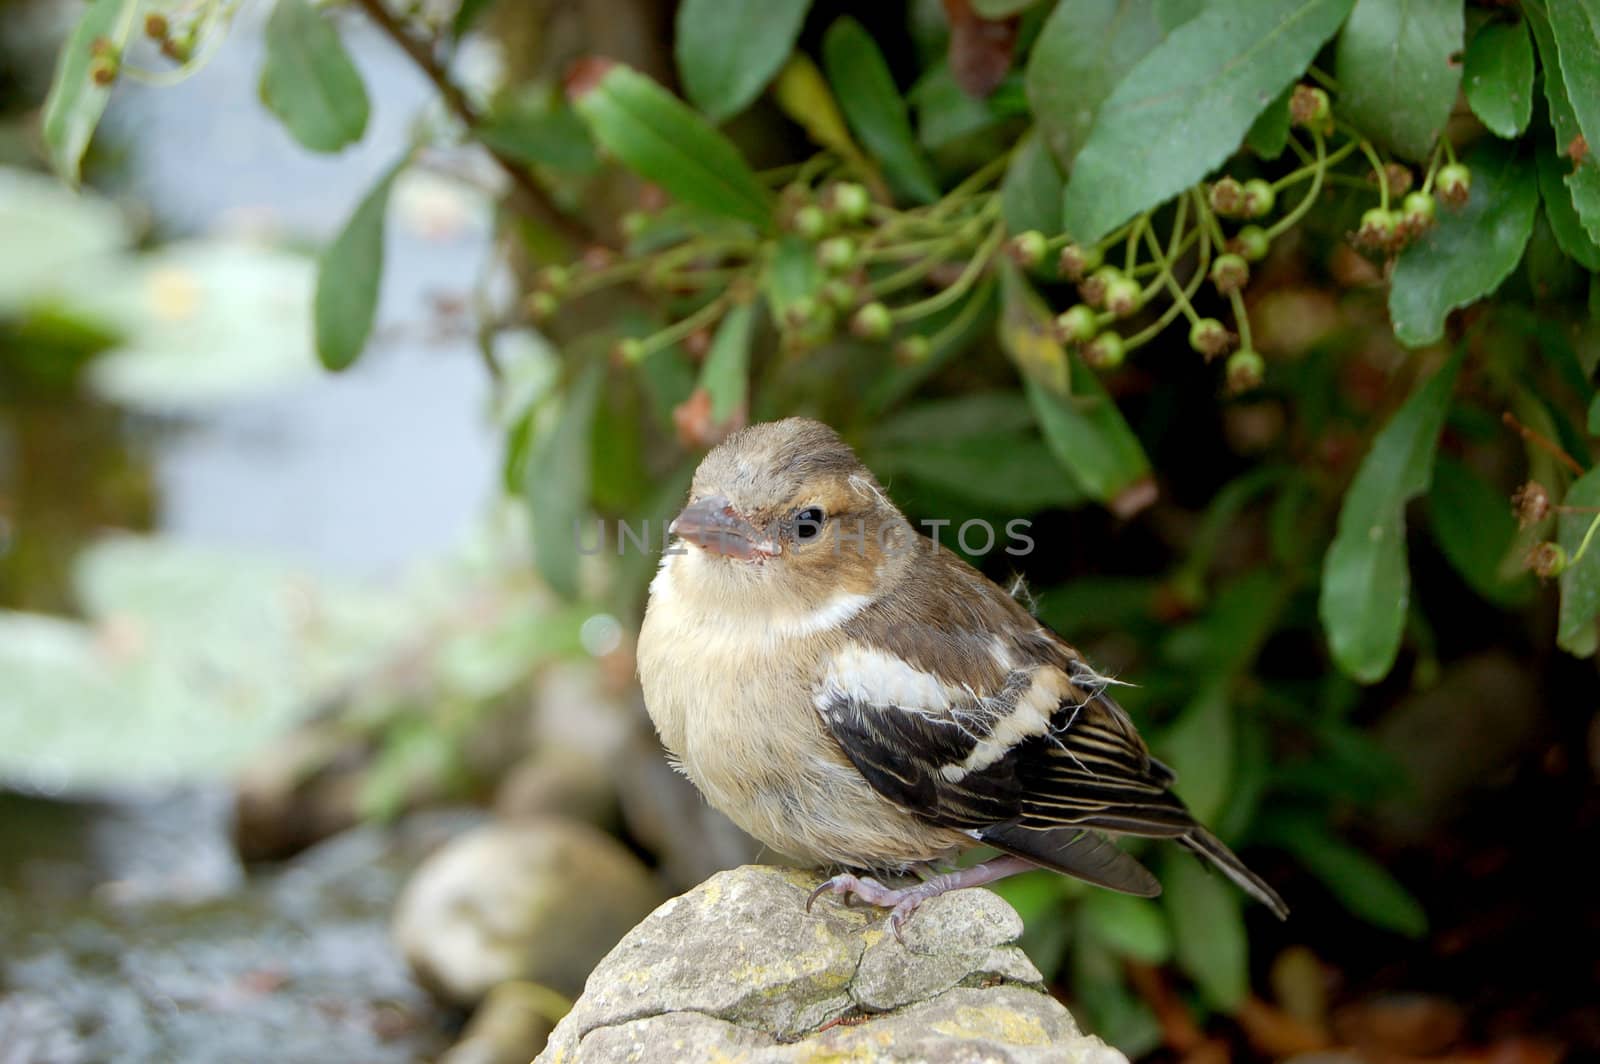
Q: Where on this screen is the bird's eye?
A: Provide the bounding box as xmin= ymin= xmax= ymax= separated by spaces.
xmin=793 ymin=507 xmax=825 ymax=541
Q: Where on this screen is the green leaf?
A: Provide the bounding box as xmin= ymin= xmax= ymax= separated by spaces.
xmin=1158 ymin=682 xmax=1232 ymax=826
xmin=1528 ymin=2 xmax=1600 ymax=245
xmin=259 ymin=0 xmax=371 ymax=153
xmin=1538 ymin=121 xmax=1600 ymax=270
xmin=1463 ymin=18 xmax=1535 ymax=138
xmin=1546 ymin=1 xmax=1600 ymax=176
xmin=1558 ymin=467 xmax=1600 ymax=657
xmin=761 ymin=235 xmax=824 ymax=324
xmin=675 ymin=0 xmax=813 ymax=121
xmin=1001 ymin=131 xmax=1066 ymax=236
xmin=477 ymin=87 xmax=598 ymax=173
xmin=314 ymin=159 xmax=404 ymax=371
xmin=1024 ymin=0 xmax=1188 ymax=172
xmin=1334 ymin=0 xmax=1464 ymax=161
xmin=526 ymin=363 xmax=605 ymax=600
xmin=1072 ymin=937 xmax=1165 ymax=1056
xmin=1588 ymin=394 xmax=1600 ymax=435
xmin=1245 ymin=84 xmax=1294 ymax=159
xmin=1082 ymin=892 xmax=1172 ymax=964
xmin=699 ymin=300 xmax=755 ymax=423
xmin=911 ymin=65 xmax=1022 ymax=150
xmin=1319 ymin=352 xmax=1462 ymax=683
xmin=1164 ymin=852 xmax=1249 ymax=1010
xmin=822 ymin=17 xmax=941 ymax=205
xmin=1061 ymin=0 xmax=1355 ymax=243
xmin=870 ymin=393 xmax=1035 ymax=446
xmin=870 ymin=434 xmax=1088 ymax=511
xmin=1427 ymin=457 xmax=1534 ymax=608
xmin=570 ymin=61 xmax=773 ymax=230
xmin=773 ymin=54 xmax=866 ymax=163
xmin=997 ymin=259 xmax=1069 ymax=394
xmin=40 ymin=0 xmax=134 ymax=184
xmin=1389 ymin=140 xmax=1539 ymax=348
xmin=1270 ymin=823 xmax=1427 ymax=936
xmin=1024 ymin=374 xmax=1154 ymax=512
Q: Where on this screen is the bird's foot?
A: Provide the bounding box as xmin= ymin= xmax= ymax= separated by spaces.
xmin=806 ymin=856 xmax=1038 ymax=943
xmin=806 ymin=872 xmax=937 ymax=941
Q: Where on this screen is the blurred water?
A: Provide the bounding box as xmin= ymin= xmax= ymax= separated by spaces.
xmin=108 ymin=7 xmax=500 ymax=580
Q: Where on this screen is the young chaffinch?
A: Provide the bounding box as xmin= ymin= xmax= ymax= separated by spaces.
xmin=638 ymin=417 xmax=1287 ymax=936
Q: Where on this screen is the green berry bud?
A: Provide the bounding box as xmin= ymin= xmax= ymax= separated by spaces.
xmin=822 ymin=278 xmax=859 ymax=312
xmin=1357 ymin=207 xmax=1399 ymax=251
xmin=1436 ymin=163 xmax=1471 ymax=208
xmin=1400 ymin=190 xmax=1436 ymax=237
xmin=851 ymin=301 xmax=892 ymax=340
xmin=1290 ymin=84 xmax=1331 ymax=127
xmin=1531 ymin=541 xmax=1568 ymax=579
xmin=1058 ymin=243 xmax=1102 ymax=281
xmin=829 ymin=182 xmax=870 ymax=223
xmin=615 ymin=337 xmax=645 ymax=362
xmin=818 ymin=236 xmax=858 ymax=273
xmin=535 ymin=265 xmax=570 ymax=295
xmin=1210 ymin=253 xmax=1250 ymax=295
xmin=620 ymin=211 xmax=649 ymax=240
xmin=784 ymin=296 xmax=820 ymax=331
xmin=1104 ymin=277 xmax=1143 ymax=318
xmin=1231 ymin=225 xmax=1271 ymax=263
xmin=792 ymin=204 xmax=827 ymax=240
xmin=1188 ymin=317 xmax=1232 ymax=359
xmin=1081 ymin=265 xmax=1122 ymax=308
xmin=526 ymin=290 xmax=558 ymax=322
xmin=1210 ymin=176 xmax=1246 ymax=218
xmin=1242 ymin=179 xmax=1276 ymax=218
xmin=1008 ymin=230 xmax=1048 ymax=270
xmin=1055 ymin=304 xmax=1098 ymax=344
xmin=1225 ymin=349 xmax=1265 ymax=393
xmin=1084 ymin=332 xmax=1125 ymax=370
xmin=894 ymin=335 xmax=931 ymax=364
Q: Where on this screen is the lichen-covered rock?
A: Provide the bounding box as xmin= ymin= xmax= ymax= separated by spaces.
xmin=393 ymin=818 xmax=665 ymax=1004
xmin=537 ymin=865 xmax=1126 ymax=1064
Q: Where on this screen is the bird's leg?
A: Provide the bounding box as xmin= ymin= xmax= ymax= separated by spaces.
xmin=806 ymin=855 xmax=1037 ymax=941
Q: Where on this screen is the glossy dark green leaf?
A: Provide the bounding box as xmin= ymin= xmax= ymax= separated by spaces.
xmin=1427 ymin=456 xmax=1533 ymax=607
xmin=1072 ymin=937 xmax=1164 ymax=1056
xmin=1546 ymin=1 xmax=1600 ymax=171
xmin=675 ymin=0 xmax=813 ymax=121
xmin=822 ymin=17 xmax=941 ymax=204
xmin=1001 ymin=131 xmax=1066 ymax=236
xmin=1024 ymin=372 xmax=1153 ymax=511
xmin=870 ymin=434 xmax=1088 ymax=511
xmin=477 ymin=88 xmax=597 ymax=173
xmin=912 ymin=65 xmax=1022 ymax=149
xmin=1558 ymin=467 xmax=1600 ymax=656
xmin=1319 ymin=353 xmax=1461 ymax=683
xmin=699 ymin=301 xmax=755 ymax=423
xmin=1245 ymin=84 xmax=1293 ymax=159
xmin=1528 ymin=2 xmax=1600 ymax=245
xmin=1588 ymin=394 xmax=1600 ymax=435
xmin=1024 ymin=0 xmax=1188 ymax=172
xmin=1334 ymin=0 xmax=1464 ymax=161
xmin=526 ymin=363 xmax=604 ymax=601
xmin=259 ymin=0 xmax=370 ymax=153
xmin=1390 ymin=141 xmax=1539 ymax=348
xmin=40 ymin=0 xmax=134 ymax=184
xmin=571 ymin=61 xmax=772 ymax=230
xmin=1538 ymin=127 xmax=1600 ymax=270
xmin=1082 ymin=891 xmax=1172 ymax=964
xmin=1271 ymin=823 xmax=1427 ymax=936
xmin=1164 ymin=851 xmax=1249 ymax=1010
xmin=1463 ymin=18 xmax=1535 ymax=138
xmin=1061 ymin=0 xmax=1355 ymax=243
xmin=871 ymin=393 xmax=1035 ymax=445
xmin=314 ymin=160 xmax=404 ymax=371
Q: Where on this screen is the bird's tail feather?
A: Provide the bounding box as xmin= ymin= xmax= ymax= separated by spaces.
xmin=982 ymin=825 xmax=1161 ymax=898
xmin=1179 ymin=828 xmax=1289 ymax=919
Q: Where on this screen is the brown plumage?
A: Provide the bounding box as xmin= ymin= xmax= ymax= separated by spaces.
xmin=637 ymin=417 xmax=1286 ymax=935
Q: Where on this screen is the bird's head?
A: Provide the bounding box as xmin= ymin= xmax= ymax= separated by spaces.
xmin=665 ymin=418 xmax=913 ymax=614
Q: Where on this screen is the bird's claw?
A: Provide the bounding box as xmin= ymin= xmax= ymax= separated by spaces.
xmin=806 ymin=873 xmax=928 ymax=941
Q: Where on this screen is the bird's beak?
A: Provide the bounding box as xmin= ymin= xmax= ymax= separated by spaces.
xmin=670 ymin=495 xmax=780 ymax=560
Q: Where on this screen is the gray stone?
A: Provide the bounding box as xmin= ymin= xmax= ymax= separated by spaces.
xmin=393 ymin=818 xmax=665 ymax=1004
xmin=537 ymin=865 xmax=1125 ymax=1064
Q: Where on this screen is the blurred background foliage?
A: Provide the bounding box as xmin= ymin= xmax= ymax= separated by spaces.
xmin=2 ymin=0 xmax=1599 ymax=1061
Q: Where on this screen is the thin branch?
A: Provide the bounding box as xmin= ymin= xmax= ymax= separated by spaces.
xmin=350 ymin=0 xmax=590 ymax=246
xmin=1502 ymin=411 xmax=1586 ymax=477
